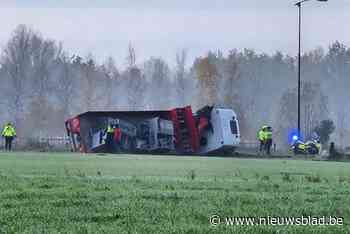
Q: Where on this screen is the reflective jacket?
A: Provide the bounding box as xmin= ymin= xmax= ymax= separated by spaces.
xmin=106 ymin=125 xmax=114 ymax=134
xmin=2 ymin=124 xmax=16 ymax=137
xmin=258 ymin=130 xmax=265 ymax=141
xmin=264 ymin=130 xmax=272 ymax=140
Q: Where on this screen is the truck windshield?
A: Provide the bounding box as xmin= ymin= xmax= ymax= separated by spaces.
xmin=230 ymin=118 xmax=238 ymax=135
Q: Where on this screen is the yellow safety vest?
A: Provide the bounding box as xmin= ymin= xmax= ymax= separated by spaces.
xmin=258 ymin=130 xmax=264 ymax=141
xmin=107 ymin=126 xmax=114 ymax=133
xmin=2 ymin=125 xmax=16 ymax=137
xmin=265 ymin=131 xmax=272 ymax=140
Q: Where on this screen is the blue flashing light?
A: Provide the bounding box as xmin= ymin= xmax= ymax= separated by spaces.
xmin=288 ymin=128 xmax=303 ymax=145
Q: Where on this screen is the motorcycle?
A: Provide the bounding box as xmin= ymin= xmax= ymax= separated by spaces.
xmin=291 ymin=139 xmax=320 ymax=155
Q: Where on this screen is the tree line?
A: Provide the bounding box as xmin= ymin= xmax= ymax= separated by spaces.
xmin=1 ymin=25 xmax=349 ymax=149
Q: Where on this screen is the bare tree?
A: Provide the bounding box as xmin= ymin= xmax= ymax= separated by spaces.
xmin=54 ymin=53 xmax=76 ymax=118
xmin=222 ymin=50 xmax=240 ymax=107
xmin=123 ymin=67 xmax=145 ymax=110
xmin=175 ymin=49 xmax=187 ymax=105
xmin=126 ymin=42 xmax=136 ymax=68
xmin=28 ymin=33 xmax=62 ymax=136
xmin=101 ymin=57 xmax=119 ymax=108
xmin=1 ymin=25 xmax=34 ymax=131
xmin=194 ymin=56 xmax=219 ymax=107
xmin=79 ymin=55 xmax=100 ymax=111
xmin=144 ymin=57 xmax=171 ymax=108
xmin=30 ymin=34 xmax=62 ymax=99
xmin=279 ymin=81 xmax=328 ymax=146
xmin=123 ymin=45 xmax=146 ymax=110
xmin=337 ymin=107 xmax=347 ymax=147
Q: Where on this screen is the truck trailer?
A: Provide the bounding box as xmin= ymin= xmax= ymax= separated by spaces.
xmin=65 ymin=106 xmax=240 ymax=155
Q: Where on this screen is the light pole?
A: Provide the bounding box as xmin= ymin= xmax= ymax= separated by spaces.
xmin=295 ymin=0 xmax=327 ymax=138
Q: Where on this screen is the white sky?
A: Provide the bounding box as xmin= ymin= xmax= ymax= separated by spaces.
xmin=1 ymin=0 xmax=349 ymax=66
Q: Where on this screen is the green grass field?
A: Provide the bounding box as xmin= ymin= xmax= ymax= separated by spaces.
xmin=0 ymin=152 xmax=349 ymax=233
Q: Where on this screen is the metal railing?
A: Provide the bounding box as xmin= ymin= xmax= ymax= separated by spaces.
xmin=239 ymin=141 xmax=259 ymax=149
xmin=38 ymin=136 xmax=70 ymax=145
xmin=1 ymin=136 xmax=70 ymax=149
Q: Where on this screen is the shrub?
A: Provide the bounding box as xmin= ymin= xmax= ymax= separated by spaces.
xmin=314 ymin=119 xmax=335 ymax=145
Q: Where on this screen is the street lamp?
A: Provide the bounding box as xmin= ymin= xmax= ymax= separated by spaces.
xmin=295 ymin=0 xmax=328 ymax=138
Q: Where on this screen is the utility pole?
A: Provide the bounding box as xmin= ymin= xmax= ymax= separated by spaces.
xmin=294 ymin=0 xmax=328 ymax=138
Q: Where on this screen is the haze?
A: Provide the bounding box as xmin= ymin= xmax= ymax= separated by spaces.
xmin=1 ymin=0 xmax=349 ymax=65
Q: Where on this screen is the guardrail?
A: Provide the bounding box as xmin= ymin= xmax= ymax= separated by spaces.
xmin=239 ymin=140 xmax=278 ymax=153
xmin=0 ymin=136 xmax=71 ymax=151
xmin=1 ymin=137 xmax=70 ymax=146
xmin=38 ymin=136 xmax=70 ymax=145
xmin=239 ymin=141 xmax=259 ymax=149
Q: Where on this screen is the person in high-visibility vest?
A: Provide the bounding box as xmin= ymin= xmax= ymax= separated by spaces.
xmin=2 ymin=122 xmax=17 ymax=151
xmin=105 ymin=124 xmax=115 ymax=153
xmin=257 ymin=126 xmax=267 ymax=154
xmin=264 ymin=126 xmax=273 ymax=155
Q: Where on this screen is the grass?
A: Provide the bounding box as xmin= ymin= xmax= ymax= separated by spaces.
xmin=0 ymin=152 xmax=349 ymax=233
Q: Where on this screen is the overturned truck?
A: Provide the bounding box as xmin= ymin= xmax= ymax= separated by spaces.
xmin=65 ymin=106 xmax=240 ymax=155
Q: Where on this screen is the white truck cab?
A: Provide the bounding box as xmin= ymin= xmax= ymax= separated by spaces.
xmin=199 ymin=108 xmax=240 ymax=154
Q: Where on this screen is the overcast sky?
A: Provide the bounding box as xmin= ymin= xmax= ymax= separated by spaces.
xmin=1 ymin=0 xmax=349 ymax=66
